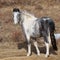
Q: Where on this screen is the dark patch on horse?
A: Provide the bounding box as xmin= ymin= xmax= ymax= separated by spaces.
xmin=41 ymin=17 xmax=58 ymax=50
xmin=13 ymin=8 xmax=20 ymax=12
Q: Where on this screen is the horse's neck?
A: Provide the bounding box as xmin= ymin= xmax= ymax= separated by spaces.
xmin=22 ymin=14 xmax=37 ymax=23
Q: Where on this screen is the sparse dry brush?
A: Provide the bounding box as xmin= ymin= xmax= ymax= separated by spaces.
xmin=0 ymin=0 xmax=60 ymax=45
xmin=0 ymin=0 xmax=60 ymax=7
xmin=0 ymin=0 xmax=60 ymax=59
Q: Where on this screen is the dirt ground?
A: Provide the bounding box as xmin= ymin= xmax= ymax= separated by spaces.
xmin=0 ymin=0 xmax=60 ymax=60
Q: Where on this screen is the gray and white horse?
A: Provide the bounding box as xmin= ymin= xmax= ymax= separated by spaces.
xmin=13 ymin=8 xmax=57 ymax=57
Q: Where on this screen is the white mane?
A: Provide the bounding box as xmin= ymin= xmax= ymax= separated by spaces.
xmin=23 ymin=10 xmax=35 ymax=17
xmin=21 ymin=10 xmax=37 ymax=21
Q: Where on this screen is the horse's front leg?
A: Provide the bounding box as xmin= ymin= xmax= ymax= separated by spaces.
xmin=27 ymin=41 xmax=31 ymax=56
xmin=26 ymin=34 xmax=31 ymax=56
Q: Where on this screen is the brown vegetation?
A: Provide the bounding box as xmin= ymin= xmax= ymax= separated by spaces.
xmin=0 ymin=0 xmax=60 ymax=60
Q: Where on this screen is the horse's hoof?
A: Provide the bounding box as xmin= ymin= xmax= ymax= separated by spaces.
xmin=37 ymin=53 xmax=40 ymax=56
xmin=27 ymin=53 xmax=31 ymax=56
xmin=45 ymin=54 xmax=49 ymax=58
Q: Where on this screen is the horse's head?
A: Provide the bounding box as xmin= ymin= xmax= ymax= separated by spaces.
xmin=13 ymin=8 xmax=37 ymax=25
xmin=13 ymin=8 xmax=21 ymax=24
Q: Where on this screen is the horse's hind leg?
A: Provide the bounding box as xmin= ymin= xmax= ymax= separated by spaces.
xmin=45 ymin=41 xmax=50 ymax=57
xmin=33 ymin=39 xmax=40 ymax=56
xmin=44 ymin=34 xmax=51 ymax=57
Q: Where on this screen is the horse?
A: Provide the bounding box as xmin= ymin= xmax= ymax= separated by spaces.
xmin=13 ymin=8 xmax=58 ymax=57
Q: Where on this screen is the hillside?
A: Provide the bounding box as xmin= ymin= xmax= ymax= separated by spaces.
xmin=0 ymin=0 xmax=60 ymax=60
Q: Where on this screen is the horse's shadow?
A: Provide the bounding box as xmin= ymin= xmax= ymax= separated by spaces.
xmin=17 ymin=42 xmax=57 ymax=55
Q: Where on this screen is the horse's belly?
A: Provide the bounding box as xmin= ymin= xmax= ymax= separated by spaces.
xmin=31 ymin=31 xmax=40 ymax=37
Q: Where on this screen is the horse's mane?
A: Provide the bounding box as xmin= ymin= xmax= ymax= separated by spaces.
xmin=22 ymin=10 xmax=36 ymax=18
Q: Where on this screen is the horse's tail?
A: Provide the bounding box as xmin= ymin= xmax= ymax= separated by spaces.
xmin=49 ymin=20 xmax=58 ymax=51
xmin=51 ymin=34 xmax=58 ymax=51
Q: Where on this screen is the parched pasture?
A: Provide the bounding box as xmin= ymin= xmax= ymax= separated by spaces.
xmin=0 ymin=1 xmax=60 ymax=60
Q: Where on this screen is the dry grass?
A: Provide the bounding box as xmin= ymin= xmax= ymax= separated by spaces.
xmin=0 ymin=0 xmax=60 ymax=60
